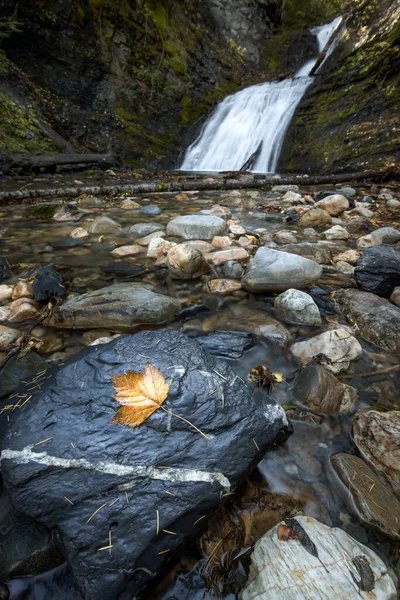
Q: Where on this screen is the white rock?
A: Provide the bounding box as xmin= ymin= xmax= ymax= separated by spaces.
xmin=274 ymin=289 xmax=321 ymax=325
xmin=283 ymin=191 xmax=302 ymax=202
xmin=147 ymin=237 xmax=173 ymax=258
xmin=229 ymin=224 xmax=246 ymax=235
xmin=240 ymin=516 xmax=396 ymax=600
xmin=323 ymin=225 xmax=349 ymax=240
xmin=291 ymin=328 xmax=362 ymax=374
xmin=0 ymin=285 xmax=13 ymax=302
xmin=70 ymin=227 xmax=89 ymax=239
xmin=0 ymin=325 xmax=20 ymax=350
xmin=357 ymin=233 xmax=383 ymax=249
xmin=315 ymin=194 xmax=349 ymax=216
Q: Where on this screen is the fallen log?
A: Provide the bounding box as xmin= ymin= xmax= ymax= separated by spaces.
xmin=0 ymin=167 xmax=398 ymax=204
xmin=8 ymin=152 xmax=115 ymax=171
xmin=309 ymin=17 xmax=344 ymax=77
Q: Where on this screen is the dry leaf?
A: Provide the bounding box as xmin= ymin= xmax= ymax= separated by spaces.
xmin=273 ymin=372 xmax=283 ymax=383
xmin=111 ymin=363 xmax=170 ymax=428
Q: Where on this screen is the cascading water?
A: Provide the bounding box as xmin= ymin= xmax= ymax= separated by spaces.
xmin=180 ymin=16 xmax=342 ymax=173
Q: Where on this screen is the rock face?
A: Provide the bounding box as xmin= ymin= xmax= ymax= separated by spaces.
xmin=354 ymin=245 xmax=400 ymax=297
xmin=166 ymin=215 xmax=228 ymax=240
xmin=167 ymin=244 xmax=211 ymax=279
xmin=49 ymin=284 xmax=181 ymax=331
xmin=240 ymin=516 xmax=396 ymax=600
xmin=353 ymin=409 xmax=400 ymax=497
xmin=291 ymin=328 xmax=363 ymax=374
xmin=242 ymin=248 xmax=322 ymax=292
xmin=292 ymin=365 xmax=358 ymax=415
xmin=331 ymin=453 xmax=400 ymax=540
xmin=333 ymin=288 xmax=400 ymax=351
xmin=274 ymin=289 xmax=321 ymax=325
xmin=1 ymin=330 xmax=290 ymax=600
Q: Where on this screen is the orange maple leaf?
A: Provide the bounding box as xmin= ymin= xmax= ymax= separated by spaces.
xmin=111 ymin=363 xmax=170 ymax=428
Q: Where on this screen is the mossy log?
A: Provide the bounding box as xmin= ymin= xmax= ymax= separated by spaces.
xmin=9 ymin=153 xmax=115 ymax=171
xmin=0 ymin=167 xmax=398 ymax=204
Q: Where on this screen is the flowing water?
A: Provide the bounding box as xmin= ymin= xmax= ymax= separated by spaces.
xmin=180 ymin=16 xmax=342 ymax=173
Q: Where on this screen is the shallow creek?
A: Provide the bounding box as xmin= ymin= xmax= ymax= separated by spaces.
xmin=0 ymin=184 xmax=399 ymax=599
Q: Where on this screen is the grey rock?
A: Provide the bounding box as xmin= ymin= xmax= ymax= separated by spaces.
xmin=291 ymin=328 xmax=362 ymax=374
xmin=242 ymin=247 xmax=322 ymax=293
xmin=89 ymin=216 xmax=121 ymax=234
xmin=0 ymin=326 xmax=20 ymax=351
xmin=194 ymin=331 xmax=256 ymax=359
xmin=50 ymin=283 xmax=181 ymax=331
xmin=78 ymin=196 xmax=104 ymax=207
xmin=271 ymin=185 xmax=299 ymax=193
xmin=129 ymin=223 xmax=165 ymax=236
xmin=274 ymin=289 xmax=321 ymax=325
xmin=139 ymin=205 xmax=162 ymax=216
xmin=222 ymin=260 xmax=244 ymax=279
xmin=298 ymin=208 xmax=332 ymax=227
xmin=386 ymin=198 xmax=400 ymax=209
xmin=292 ymin=365 xmax=358 ymax=415
xmin=1 ymin=330 xmax=290 ymax=600
xmin=315 ymin=194 xmax=349 ymax=216
xmin=166 ymin=215 xmax=228 ymax=240
xmin=372 ymin=227 xmax=400 ymax=244
xmin=279 ymin=243 xmax=331 ymax=264
xmin=338 ymin=186 xmax=357 ymax=197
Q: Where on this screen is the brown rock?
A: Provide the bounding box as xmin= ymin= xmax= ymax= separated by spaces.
xmin=11 ymin=281 xmax=34 ymax=300
xmin=111 ymin=245 xmax=142 ymax=258
xmin=207 ymin=279 xmax=242 ymax=294
xmin=173 ymin=193 xmax=190 ymax=202
xmin=211 ymin=236 xmax=231 ymax=248
xmin=314 ymin=194 xmax=349 ymax=216
xmin=7 ymin=298 xmax=39 ymax=323
xmin=279 ymin=242 xmax=332 ymax=265
xmin=298 ymin=209 xmax=332 ymax=228
xmin=167 ymin=244 xmax=211 ymax=280
xmin=292 ymin=365 xmax=358 ymax=415
xmin=204 ymin=247 xmax=249 ymax=265
xmin=332 ymin=250 xmax=360 ymax=265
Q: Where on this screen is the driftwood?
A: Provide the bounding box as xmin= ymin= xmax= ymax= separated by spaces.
xmin=0 ymin=167 xmax=398 ymax=204
xmin=309 ymin=18 xmax=344 ymax=77
xmin=9 ymin=153 xmax=115 ymax=171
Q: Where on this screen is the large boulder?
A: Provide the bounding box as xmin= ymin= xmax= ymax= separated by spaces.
xmin=167 ymin=244 xmax=211 ymax=279
xmin=314 ymin=194 xmax=349 ymax=215
xmin=240 ymin=516 xmax=397 ymax=600
xmin=242 ymin=248 xmax=322 ymax=293
xmin=49 ymin=283 xmax=181 ymax=331
xmin=292 ymin=365 xmax=358 ymax=415
xmin=279 ymin=243 xmax=332 ymax=265
xmin=166 ymin=215 xmax=228 ymax=240
xmin=274 ymin=289 xmax=321 ymax=325
xmin=1 ymin=330 xmax=290 ymax=600
xmin=354 ymin=245 xmax=400 ymax=297
xmin=333 ymin=288 xmax=400 ymax=351
xmin=291 ymin=328 xmax=362 ymax=374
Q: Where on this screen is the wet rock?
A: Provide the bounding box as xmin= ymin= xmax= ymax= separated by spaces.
xmin=11 ymin=281 xmax=33 ymax=300
xmin=78 ymin=196 xmax=104 ymax=207
xmin=160 ymin=561 xmax=234 ymax=600
xmin=0 ymin=257 xmax=11 ymax=281
xmin=167 ymin=244 xmax=211 ymax=280
xmin=0 ymin=325 xmax=20 ymax=351
xmin=194 ymin=331 xmax=255 ymax=359
xmin=53 ymin=205 xmax=83 ymax=222
xmin=207 ymin=279 xmax=242 ymax=294
xmin=333 ymin=288 xmax=400 ymax=351
xmin=173 ymin=193 xmax=190 ymax=202
xmin=136 ymin=231 xmax=165 ymax=246
xmin=120 ymin=199 xmax=141 ymax=209
xmin=89 ymin=216 xmax=121 ymax=234
xmin=372 ymin=227 xmax=400 ymax=244
xmin=111 ymin=245 xmax=142 ymax=258
xmin=354 ymin=245 xmax=400 ymax=297
xmin=335 ymin=261 xmax=355 ymax=275
xmin=279 ymin=243 xmax=331 ymax=265
xmin=274 ymin=289 xmax=321 ymax=325
xmin=187 ymin=240 xmax=214 ymax=253
xmin=202 ymin=305 xmax=290 ymax=346
xmin=1 ymin=330 xmax=290 ymax=600
xmin=241 ymin=516 xmax=396 ymax=600
xmin=292 ymin=365 xmax=358 ymax=415
xmin=70 ymin=227 xmax=89 ymax=239
xmin=140 ymin=205 xmax=162 ymax=216
xmin=353 ymin=408 xmax=400 ymax=497
xmin=315 ymin=194 xmax=349 ymax=216
xmin=390 ymin=286 xmax=400 ymax=306
xmin=291 ymin=328 xmax=362 ymax=374
xmin=229 ymin=224 xmax=246 ymax=235
xmin=147 ymin=237 xmax=170 ymax=258
xmin=50 ymin=283 xmax=181 ymax=331
xmin=102 ymin=262 xmax=145 ymax=277
xmin=333 ymin=250 xmax=360 ymax=265
xmin=298 ymin=208 xmax=332 ymax=228
xmin=272 ymin=230 xmax=297 ymax=245
xmin=205 ymin=247 xmax=249 ymax=265
xmin=211 ymin=236 xmax=231 ymax=248
xmin=357 ymin=232 xmax=383 ymax=248
xmin=323 ymin=225 xmax=349 ymax=240
xmin=272 ymin=185 xmax=299 ymax=193
xmin=129 ymin=223 xmax=165 ymax=236
xmin=209 ymin=205 xmax=231 ymax=220
xmin=0 ymin=285 xmax=13 ymax=302
xmin=338 ymin=187 xmax=356 ymax=197
xmin=222 ymin=261 xmax=244 ymax=279
xmin=0 ymin=351 xmax=48 ymax=398
xmin=3 ymin=298 xmax=40 ymax=323
xmin=347 ymin=217 xmax=374 ymax=236
xmin=242 ymin=248 xmax=322 ymax=293
xmin=166 ymin=215 xmax=228 ymax=240
xmin=331 ymin=453 xmax=400 ymax=540
xmin=31 ymin=265 xmax=67 ymax=305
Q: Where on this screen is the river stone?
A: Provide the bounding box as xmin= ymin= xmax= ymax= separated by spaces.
xmin=205 ymin=247 xmax=249 ymax=265
xmin=292 ymin=365 xmax=358 ymax=415
xmin=31 ymin=265 xmax=67 ymax=304
xmin=222 ymin=261 xmax=244 ymax=278
xmin=0 ymin=325 xmax=20 ymax=351
xmin=331 ymin=453 xmax=400 ymax=540
xmin=353 ymin=409 xmax=400 ymax=497
xmin=136 ymin=231 xmax=165 ymax=246
xmin=333 ymin=288 xmax=400 ymax=351
xmin=354 ymin=245 xmax=400 ymax=297
xmin=357 ymin=232 xmax=383 ymax=249
xmin=194 ymin=331 xmax=256 ymax=360
xmin=332 ymin=250 xmax=360 ymax=265
xmin=49 ymin=283 xmax=181 ymax=331
xmin=88 ymin=216 xmax=121 ymax=234
xmin=279 ymin=243 xmax=332 ymax=265
xmin=390 ymin=286 xmax=400 ymax=306
xmin=274 ymin=289 xmax=321 ymax=325
xmin=0 ymin=285 xmax=13 ymax=302
xmin=272 ymin=230 xmax=297 ymax=245
xmin=0 ymin=352 xmax=48 ymax=398
xmin=166 ymin=215 xmax=228 ymax=240
xmin=129 ymin=223 xmax=165 ymax=236
xmin=372 ymin=227 xmax=400 ymax=244
xmin=1 ymin=330 xmax=290 ymax=600
xmin=206 ymin=279 xmax=242 ymax=294
xmin=140 ymin=205 xmax=162 ymax=216
xmin=323 ymin=225 xmax=349 ymax=240
xmin=111 ymin=245 xmax=142 ymax=258
xmin=242 ymin=248 xmax=322 ymax=293
xmin=291 ymin=328 xmax=362 ymax=374
xmin=240 ymin=516 xmax=396 ymax=600
xmin=298 ymin=208 xmax=332 ymax=228
xmin=167 ymin=244 xmax=211 ymax=280
xmin=202 ymin=304 xmax=290 ymax=346
xmin=314 ymin=194 xmax=349 ymax=216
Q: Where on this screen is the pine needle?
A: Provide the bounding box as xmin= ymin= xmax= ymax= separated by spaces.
xmin=34 ymin=437 xmax=53 ymax=446
xmin=87 ymin=503 xmax=107 ymax=524
xmin=163 ymin=529 xmax=177 ymax=535
xmin=64 ymin=496 xmax=74 ymax=505
xmin=156 ymin=510 xmax=160 ymax=535
xmin=161 ymin=406 xmax=210 ymax=440
xmin=158 ymin=549 xmax=170 ymax=555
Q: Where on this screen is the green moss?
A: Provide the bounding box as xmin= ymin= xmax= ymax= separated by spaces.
xmin=31 ymin=205 xmax=57 ymax=218
xmin=282 ymin=0 xmax=341 ymax=30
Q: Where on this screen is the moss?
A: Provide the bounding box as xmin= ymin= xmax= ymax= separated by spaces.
xmin=31 ymin=205 xmax=57 ymax=218
xmin=282 ymin=0 xmax=341 ymax=30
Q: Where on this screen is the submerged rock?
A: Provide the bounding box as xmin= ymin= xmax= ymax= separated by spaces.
xmin=205 ymin=247 xmax=249 ymax=265
xmin=353 ymin=409 xmax=400 ymax=497
xmin=194 ymin=331 xmax=256 ymax=360
xmin=331 ymin=453 xmax=400 ymax=540
xmin=167 ymin=244 xmax=211 ymax=279
xmin=0 ymin=352 xmax=48 ymax=398
xmin=291 ymin=328 xmax=362 ymax=374
xmin=241 ymin=516 xmax=396 ymax=600
xmin=274 ymin=289 xmax=321 ymax=325
xmin=111 ymin=245 xmax=142 ymax=257
xmin=50 ymin=283 xmax=181 ymax=330
xmin=242 ymin=248 xmax=322 ymax=293
xmin=292 ymin=365 xmax=358 ymax=415
xmin=222 ymin=260 xmax=244 ymax=279
xmin=2 ymin=330 xmax=290 ymax=600
xmin=207 ymin=279 xmax=242 ymax=294
xmin=333 ymin=288 xmax=400 ymax=351
xmin=354 ymin=245 xmax=400 ymax=297
xmin=89 ymin=216 xmax=121 ymax=234
xmin=166 ymin=215 xmax=228 ymax=240
xmin=129 ymin=223 xmax=165 ymax=236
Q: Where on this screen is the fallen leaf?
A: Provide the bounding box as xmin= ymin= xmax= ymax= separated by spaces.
xmin=111 ymin=363 xmax=170 ymax=428
xmin=272 ymin=372 xmax=283 ymax=383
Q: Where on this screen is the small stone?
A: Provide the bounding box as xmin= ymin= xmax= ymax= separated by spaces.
xmin=205 ymin=247 xmax=249 ymax=265
xmin=271 ymin=184 xmax=299 ymax=193
xmin=166 ymin=215 xmax=228 ymax=240
xmin=372 ymin=227 xmax=400 ymax=244
xmin=332 ymin=250 xmax=360 ymax=265
xmin=323 ymin=225 xmax=349 ymax=240
xmin=78 ymin=196 xmax=104 ymax=207
xmin=338 ymin=187 xmax=356 ymax=197
xmin=211 ymin=236 xmax=231 ymax=248
xmin=6 ymin=298 xmax=39 ymax=323
xmin=315 ymin=194 xmax=349 ymax=215
xmin=147 ymin=237 xmax=171 ymax=258
xmin=291 ymin=328 xmax=362 ymax=374
xmin=120 ymin=199 xmax=141 ymax=209
xmin=273 ymin=230 xmax=297 ymax=244
xmin=136 ymin=231 xmax=165 ymax=246
xmin=357 ymin=233 xmax=383 ymax=248
xmin=353 ymin=206 xmax=374 ymax=218
xmin=229 ymin=224 xmax=246 ymax=235
xmin=274 ymin=289 xmax=321 ymax=325
xmin=238 ymin=236 xmax=252 ymax=247
xmin=140 ymin=205 xmax=162 ymax=216
xmin=283 ymin=191 xmax=302 ymax=202
xmin=0 ymin=285 xmax=13 ymax=302
xmin=386 ymin=198 xmax=400 ymax=209
xmin=0 ymin=325 xmax=20 ymax=351
xmin=89 ymin=216 xmax=121 ymax=234
xmin=173 ymin=193 xmax=190 ymax=202
xmin=298 ymin=209 xmax=332 ymax=228
xmin=335 ymin=261 xmax=355 ymax=275
xmin=207 ymin=279 xmax=242 ymax=294
xmin=11 ymin=281 xmax=34 ymax=300
xmin=111 ymin=245 xmax=142 ymax=258
xmin=390 ymin=286 xmax=400 ymax=306
xmin=167 ymin=244 xmax=211 ymax=280
xmin=292 ymin=365 xmax=358 ymax=415
xmin=222 ymin=261 xmax=244 ymax=279
xmin=70 ymin=227 xmax=89 ymax=239
xmin=187 ymin=240 xmax=214 ymax=253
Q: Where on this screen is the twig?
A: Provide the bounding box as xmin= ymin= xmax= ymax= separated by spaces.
xmin=339 ymin=365 xmax=400 ymax=379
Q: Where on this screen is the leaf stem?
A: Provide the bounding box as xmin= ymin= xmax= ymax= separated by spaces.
xmin=160 ymin=406 xmax=210 ymax=440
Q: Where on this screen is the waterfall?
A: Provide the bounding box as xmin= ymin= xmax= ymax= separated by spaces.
xmin=180 ymin=16 xmax=342 ymax=173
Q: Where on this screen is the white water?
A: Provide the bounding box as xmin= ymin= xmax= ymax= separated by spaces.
xmin=181 ymin=16 xmax=342 ymax=173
